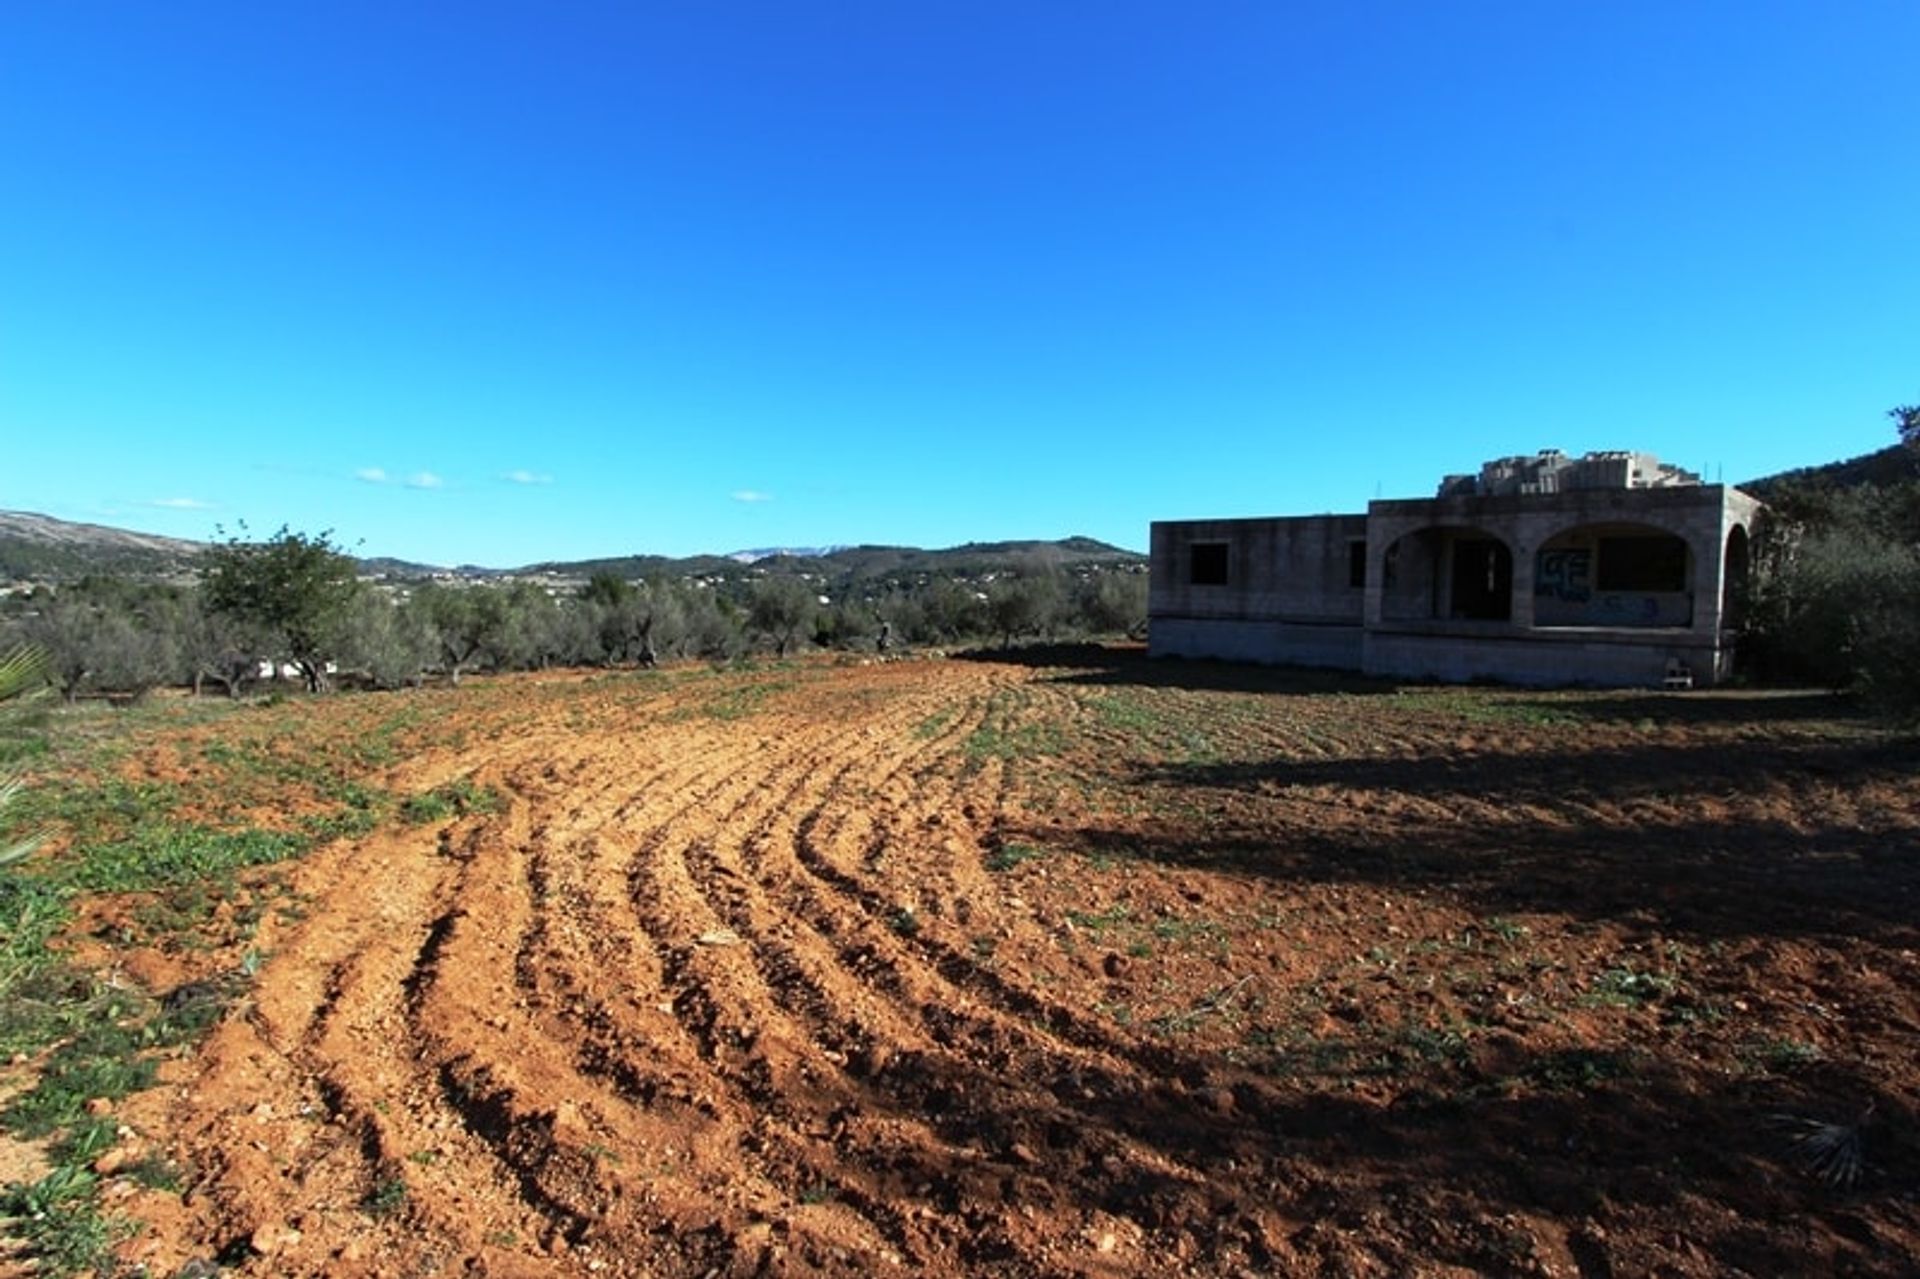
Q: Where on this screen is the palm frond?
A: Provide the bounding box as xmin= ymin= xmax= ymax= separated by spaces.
xmin=0 ymin=644 xmax=49 ymax=702
xmin=1771 ymin=1109 xmax=1869 ymax=1188
xmin=0 ymin=649 xmax=51 ymax=868
xmin=0 ymin=776 xmax=46 ymax=868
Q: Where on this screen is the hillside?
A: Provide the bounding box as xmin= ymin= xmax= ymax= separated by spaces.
xmin=0 ymin=509 xmax=1144 ymax=588
xmin=1738 ymin=443 xmax=1917 ymax=500
xmin=517 ymin=536 xmax=1144 ymax=585
xmin=0 ymin=511 xmax=205 ymax=581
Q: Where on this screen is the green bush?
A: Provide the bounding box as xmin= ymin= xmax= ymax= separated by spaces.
xmin=1743 ymin=474 xmax=1920 ymax=719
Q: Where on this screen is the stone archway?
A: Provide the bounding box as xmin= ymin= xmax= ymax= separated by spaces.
xmin=1722 ymin=524 xmax=1751 ymax=633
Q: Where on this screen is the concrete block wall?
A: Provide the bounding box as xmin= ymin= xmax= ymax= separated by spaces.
xmin=1149 ymin=515 xmax=1367 ymax=624
xmin=1363 ymin=628 xmax=1721 ymax=688
xmin=1150 ymin=617 xmax=1365 ymax=669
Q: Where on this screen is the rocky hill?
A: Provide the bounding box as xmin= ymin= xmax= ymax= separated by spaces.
xmin=0 ymin=511 xmax=205 ymax=582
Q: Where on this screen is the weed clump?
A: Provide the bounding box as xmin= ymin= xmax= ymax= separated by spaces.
xmin=401 ymin=777 xmax=502 ymax=824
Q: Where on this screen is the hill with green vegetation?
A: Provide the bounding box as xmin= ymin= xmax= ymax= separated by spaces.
xmin=512 ymin=535 xmax=1143 ymax=584
xmin=0 ymin=511 xmax=205 ymax=583
xmin=0 ymin=510 xmax=1144 ymax=589
xmin=1732 ymin=422 xmax=1918 ymax=718
xmin=1738 ymin=443 xmax=1917 ymax=502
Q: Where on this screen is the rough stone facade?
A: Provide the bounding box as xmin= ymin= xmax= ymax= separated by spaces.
xmin=1150 ymin=461 xmax=1761 ymax=688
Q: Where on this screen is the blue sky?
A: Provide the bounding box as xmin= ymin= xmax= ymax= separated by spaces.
xmin=3 ymin=3 xmax=1914 ymax=566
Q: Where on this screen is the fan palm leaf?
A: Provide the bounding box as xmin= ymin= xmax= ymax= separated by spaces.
xmin=0 ymin=644 xmax=50 ymax=868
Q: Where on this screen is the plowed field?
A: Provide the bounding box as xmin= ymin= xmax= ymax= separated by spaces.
xmin=13 ymin=648 xmax=1920 ymax=1277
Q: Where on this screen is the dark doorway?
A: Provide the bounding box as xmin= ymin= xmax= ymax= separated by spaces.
xmin=1450 ymin=538 xmax=1513 ymax=620
xmin=1722 ymin=525 xmax=1750 ymax=632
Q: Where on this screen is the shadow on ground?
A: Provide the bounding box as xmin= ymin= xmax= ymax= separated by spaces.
xmin=857 ymin=974 xmax=1918 ymax=1275
xmin=954 ymin=642 xmax=1401 ymax=695
xmin=957 ymin=644 xmax=1866 ymax=728
xmin=1026 ymin=731 xmax=1920 ymax=948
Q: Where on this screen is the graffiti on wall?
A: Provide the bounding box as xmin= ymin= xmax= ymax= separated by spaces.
xmin=1597 ymin=594 xmax=1666 ymax=623
xmin=1535 ymin=549 xmax=1591 ymax=602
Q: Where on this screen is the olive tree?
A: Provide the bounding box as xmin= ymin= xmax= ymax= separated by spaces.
xmin=17 ymin=585 xmax=178 ymax=703
xmin=167 ymin=588 xmax=261 ymax=699
xmin=986 ymin=571 xmax=1061 ymax=649
xmin=343 ymin=591 xmax=435 ymax=690
xmin=747 ymin=576 xmax=816 ymax=658
xmin=582 ymin=572 xmax=657 ymax=666
xmin=412 ymin=582 xmax=508 ymax=686
xmin=1072 ymin=570 xmax=1148 ymax=637
xmin=489 ymin=581 xmax=570 ymax=670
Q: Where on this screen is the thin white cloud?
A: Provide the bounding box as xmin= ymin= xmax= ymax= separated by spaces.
xmin=150 ymin=497 xmax=214 ymax=510
xmin=731 ymin=489 xmax=774 ymax=504
xmin=355 ymin=467 xmax=391 ymax=484
xmin=405 ymin=471 xmax=445 ymax=490
xmin=503 ymin=469 xmax=553 ymax=485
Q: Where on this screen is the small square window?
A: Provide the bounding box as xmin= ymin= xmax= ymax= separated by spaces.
xmin=1190 ymin=542 xmax=1229 ymax=586
xmin=1348 ymin=541 xmax=1367 ymax=589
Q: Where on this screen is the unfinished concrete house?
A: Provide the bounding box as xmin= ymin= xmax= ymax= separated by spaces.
xmin=1149 ymin=450 xmax=1761 ymax=687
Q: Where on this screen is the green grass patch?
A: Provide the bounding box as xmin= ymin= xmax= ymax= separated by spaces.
xmin=400 ymin=777 xmax=502 ymax=824
xmin=912 ymin=708 xmax=958 ymax=740
xmin=1584 ymin=966 xmax=1677 ymax=1009
xmin=0 ymin=1165 xmax=124 ymax=1276
xmin=60 ymin=825 xmax=306 ymax=896
xmin=1091 ymin=692 xmax=1160 ymax=733
xmin=964 ymin=720 xmax=1067 ymax=761
xmin=1522 ymin=1047 xmax=1638 ymax=1091
xmin=678 ymin=678 xmax=795 ymax=723
xmin=364 ymin=1172 xmax=409 ymax=1219
xmin=4 ymin=1021 xmax=157 ymax=1140
xmin=1066 ymin=903 xmax=1133 ymax=935
xmin=1737 ymin=1036 xmax=1824 ymax=1073
xmin=1151 ymin=914 xmax=1228 ymax=946
xmin=985 ymin=841 xmax=1047 ymax=872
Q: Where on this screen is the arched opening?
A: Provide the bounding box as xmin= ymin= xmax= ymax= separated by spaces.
xmin=1379 ymin=527 xmax=1513 ymax=622
xmin=1722 ymin=525 xmax=1750 ymax=633
xmin=1533 ymin=522 xmax=1692 ymax=628
xmin=1450 ymin=537 xmax=1513 ymax=620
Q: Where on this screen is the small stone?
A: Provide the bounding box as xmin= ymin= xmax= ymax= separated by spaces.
xmin=91 ymin=1146 xmax=138 ymax=1176
xmin=1007 ymin=1141 xmax=1040 ymax=1167
xmin=1102 ymin=953 xmax=1132 ymax=980
xmin=250 ymin=1223 xmax=301 ymax=1256
xmin=696 ymin=929 xmax=742 ymax=947
xmin=85 ymin=1097 xmax=115 ymax=1116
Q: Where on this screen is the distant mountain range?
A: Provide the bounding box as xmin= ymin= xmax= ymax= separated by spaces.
xmin=0 ymin=510 xmax=1145 ymax=586
xmin=727 ymin=546 xmax=849 ymax=564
